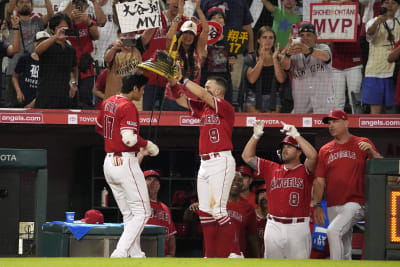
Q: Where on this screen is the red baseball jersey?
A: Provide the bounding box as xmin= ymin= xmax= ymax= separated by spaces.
xmin=242 ymin=192 xmax=257 ymax=209
xmin=256 ymin=213 xmax=267 ymax=257
xmin=187 ymin=97 xmax=234 ymax=154
xmin=216 ymin=198 xmax=257 ymax=257
xmin=315 ymin=135 xmax=380 ymax=207
xmin=147 ymin=200 xmax=177 ymax=256
xmin=256 ymin=158 xmax=313 ymax=218
xmin=95 ymin=95 xmax=148 ymax=152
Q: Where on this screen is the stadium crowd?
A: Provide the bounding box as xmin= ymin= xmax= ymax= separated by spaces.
xmin=0 ymin=0 xmax=400 ymax=113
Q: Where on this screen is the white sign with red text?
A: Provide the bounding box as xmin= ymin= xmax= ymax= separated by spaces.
xmin=310 ymin=3 xmax=358 ymax=42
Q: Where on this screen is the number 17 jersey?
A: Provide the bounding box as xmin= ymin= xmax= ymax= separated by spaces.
xmin=188 ymin=97 xmax=234 ymax=154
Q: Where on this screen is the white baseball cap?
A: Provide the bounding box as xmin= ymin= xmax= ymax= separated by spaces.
xmin=34 ymin=31 xmax=50 ymax=42
xmin=180 ymin=21 xmax=197 ymax=35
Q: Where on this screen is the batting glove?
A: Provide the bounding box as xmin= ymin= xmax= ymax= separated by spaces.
xmin=253 ymin=120 xmax=265 ymax=139
xmin=146 ymin=141 xmax=159 ymax=157
xmin=280 ymin=121 xmax=300 ymax=138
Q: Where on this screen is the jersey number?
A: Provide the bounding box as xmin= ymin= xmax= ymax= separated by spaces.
xmin=289 ymin=192 xmax=300 ymax=207
xmin=209 ymin=128 xmax=220 ymax=143
xmin=104 ymin=115 xmax=114 ymax=139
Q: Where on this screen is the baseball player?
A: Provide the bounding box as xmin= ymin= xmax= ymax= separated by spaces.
xmin=216 ymin=172 xmax=259 ymax=258
xmin=255 ymin=184 xmax=267 ymax=257
xmin=95 ymin=73 xmax=160 ymax=258
xmin=313 ymin=110 xmax=382 ymax=260
xmin=241 ymin=120 xmax=318 ymax=259
xmin=168 ymin=76 xmax=241 ymax=258
xmin=281 ymin=22 xmax=335 ymax=113
xmin=237 ymin=165 xmax=257 ymax=209
xmin=144 ymin=170 xmax=177 ymax=257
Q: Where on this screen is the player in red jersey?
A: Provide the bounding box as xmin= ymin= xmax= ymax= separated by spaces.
xmin=313 ymin=110 xmax=383 ymax=260
xmin=95 ymin=73 xmax=160 ymax=258
xmin=255 ymin=184 xmax=267 ymax=257
xmin=242 ymin=120 xmax=318 ymax=259
xmin=144 ymin=170 xmax=177 ymax=257
xmin=237 ymin=165 xmax=257 ymax=209
xmin=216 ymin=172 xmax=259 ymax=258
xmin=168 ymin=75 xmax=241 ymax=258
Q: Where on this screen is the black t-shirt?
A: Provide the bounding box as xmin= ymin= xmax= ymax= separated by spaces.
xmin=35 ymin=41 xmax=77 ymax=108
xmin=0 ymin=41 xmax=9 ymax=88
xmin=14 ymin=53 xmax=39 ymax=105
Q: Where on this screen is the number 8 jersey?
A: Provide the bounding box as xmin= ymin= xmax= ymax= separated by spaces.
xmin=187 ymin=96 xmax=234 ymax=154
xmin=255 ymin=158 xmax=314 ymax=218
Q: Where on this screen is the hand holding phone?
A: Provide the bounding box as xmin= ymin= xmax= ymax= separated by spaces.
xmin=121 ymin=39 xmax=137 ymax=47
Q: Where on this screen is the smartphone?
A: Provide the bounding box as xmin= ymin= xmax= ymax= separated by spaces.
xmin=380 ymin=7 xmax=388 ymax=15
xmin=122 ymin=38 xmax=137 ymax=47
xmin=64 ymin=28 xmax=78 ymax=36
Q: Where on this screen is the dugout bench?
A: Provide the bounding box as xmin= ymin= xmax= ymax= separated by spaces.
xmin=38 ymin=222 xmax=166 ymax=257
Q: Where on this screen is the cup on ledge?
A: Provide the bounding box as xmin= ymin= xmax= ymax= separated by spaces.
xmin=65 ymin=211 xmax=75 ymax=223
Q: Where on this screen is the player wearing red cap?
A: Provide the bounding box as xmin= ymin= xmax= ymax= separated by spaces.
xmin=242 ymin=120 xmax=318 ymax=259
xmin=144 ymin=170 xmax=177 ymax=257
xmin=95 ymin=73 xmax=160 ymax=258
xmin=168 ymin=75 xmax=241 ymax=257
xmin=237 ymin=165 xmax=257 ymax=209
xmin=313 ymin=110 xmax=382 ymax=260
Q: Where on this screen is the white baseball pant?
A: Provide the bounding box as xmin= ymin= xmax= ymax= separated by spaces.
xmin=332 ymin=66 xmax=363 ymax=113
xmin=103 ymin=152 xmax=151 ymax=258
xmin=327 ymin=202 xmax=365 ymax=260
xmin=264 ymin=216 xmax=311 ymax=259
xmin=197 ymin=151 xmax=235 ymax=220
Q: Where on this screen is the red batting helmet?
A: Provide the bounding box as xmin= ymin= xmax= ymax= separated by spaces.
xmin=277 ymin=136 xmax=300 ymax=161
xmin=236 ymin=165 xmax=253 ymax=177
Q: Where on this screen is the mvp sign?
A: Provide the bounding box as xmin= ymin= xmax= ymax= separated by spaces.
xmin=310 ymin=3 xmax=358 ymax=42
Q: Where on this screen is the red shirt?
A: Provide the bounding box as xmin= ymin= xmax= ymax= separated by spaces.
xmin=188 ymin=97 xmax=234 ymax=154
xmin=256 ymin=159 xmax=313 ymax=218
xmin=142 ymin=12 xmax=187 ymax=87
xmin=95 ymin=68 xmax=108 ymax=110
xmin=242 ymin=192 xmax=257 ymax=209
xmin=315 ymin=135 xmax=379 ymax=207
xmin=147 ymin=200 xmax=177 ymax=256
xmin=256 ymin=213 xmax=266 ymax=257
xmin=216 ymin=198 xmax=257 ymax=258
xmin=67 ymin=20 xmax=97 ymax=79
xmin=331 ymin=30 xmax=362 ymax=70
xmin=393 ymin=40 xmax=400 ymax=105
xmin=95 ymin=95 xmax=148 ymax=153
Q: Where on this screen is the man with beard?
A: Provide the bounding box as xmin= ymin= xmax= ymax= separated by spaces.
xmin=242 ymin=120 xmax=318 ymax=259
xmin=5 ymin=0 xmax=53 ymax=107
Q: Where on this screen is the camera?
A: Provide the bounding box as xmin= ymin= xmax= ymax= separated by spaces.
xmin=64 ymin=28 xmax=79 ymax=36
xmin=292 ymin=37 xmax=302 ymax=44
xmin=380 ymin=7 xmax=388 ymax=15
xmin=73 ymin=0 xmax=86 ymax=11
xmin=121 ymin=38 xmax=137 ymax=47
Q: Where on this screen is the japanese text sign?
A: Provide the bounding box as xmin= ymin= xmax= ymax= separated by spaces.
xmin=116 ymin=0 xmax=161 ymax=33
xmin=225 ymin=29 xmax=249 ymax=55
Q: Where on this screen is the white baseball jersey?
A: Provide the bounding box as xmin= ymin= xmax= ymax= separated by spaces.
xmin=290 ymin=43 xmax=335 ymax=113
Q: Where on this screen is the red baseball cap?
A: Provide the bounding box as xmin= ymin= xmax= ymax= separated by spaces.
xmin=256 ymin=184 xmax=266 ymax=193
xmin=280 ymin=136 xmax=300 ymax=149
xmin=81 ymin=209 xmax=104 ymax=224
xmin=236 ymin=165 xmax=253 ymax=177
xmin=143 ymin=170 xmax=161 ymax=181
xmin=322 ymin=110 xmax=348 ymax=124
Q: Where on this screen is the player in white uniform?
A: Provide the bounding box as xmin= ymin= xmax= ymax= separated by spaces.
xmin=95 ymin=73 xmax=159 ymax=258
xmin=282 ymin=22 xmax=335 ymax=113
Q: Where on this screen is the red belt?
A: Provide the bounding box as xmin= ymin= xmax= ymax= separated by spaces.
xmin=268 ymin=215 xmax=305 ymax=224
xmin=200 ymin=152 xmax=220 ymax=161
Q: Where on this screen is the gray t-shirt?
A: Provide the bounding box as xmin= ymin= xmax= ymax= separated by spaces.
xmin=6 ymin=17 xmax=44 ymax=75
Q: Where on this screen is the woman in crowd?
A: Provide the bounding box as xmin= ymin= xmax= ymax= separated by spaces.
xmin=164 ymin=0 xmax=208 ymax=110
xmin=241 ymin=26 xmax=286 ymax=113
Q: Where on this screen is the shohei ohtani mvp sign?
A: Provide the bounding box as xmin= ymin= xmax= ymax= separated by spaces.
xmin=310 ymin=2 xmax=359 ymax=42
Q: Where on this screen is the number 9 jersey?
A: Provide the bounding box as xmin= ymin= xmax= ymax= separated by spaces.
xmin=188 ymin=96 xmax=234 ymax=154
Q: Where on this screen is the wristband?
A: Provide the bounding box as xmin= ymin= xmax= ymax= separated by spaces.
xmin=183 ymin=78 xmax=190 ymax=86
xmin=252 ymin=134 xmax=260 ymax=140
xmin=173 ymin=16 xmax=182 ymax=23
xmin=314 ymin=202 xmax=321 ymax=208
xmin=12 ymin=27 xmax=19 ymax=31
xmin=284 ymin=51 xmax=291 ymax=58
xmin=308 ymin=47 xmax=314 ymax=55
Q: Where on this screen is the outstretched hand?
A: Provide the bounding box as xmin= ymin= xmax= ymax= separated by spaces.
xmin=253 ymin=120 xmax=265 ymax=139
xmin=280 ymin=121 xmax=300 ymax=138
